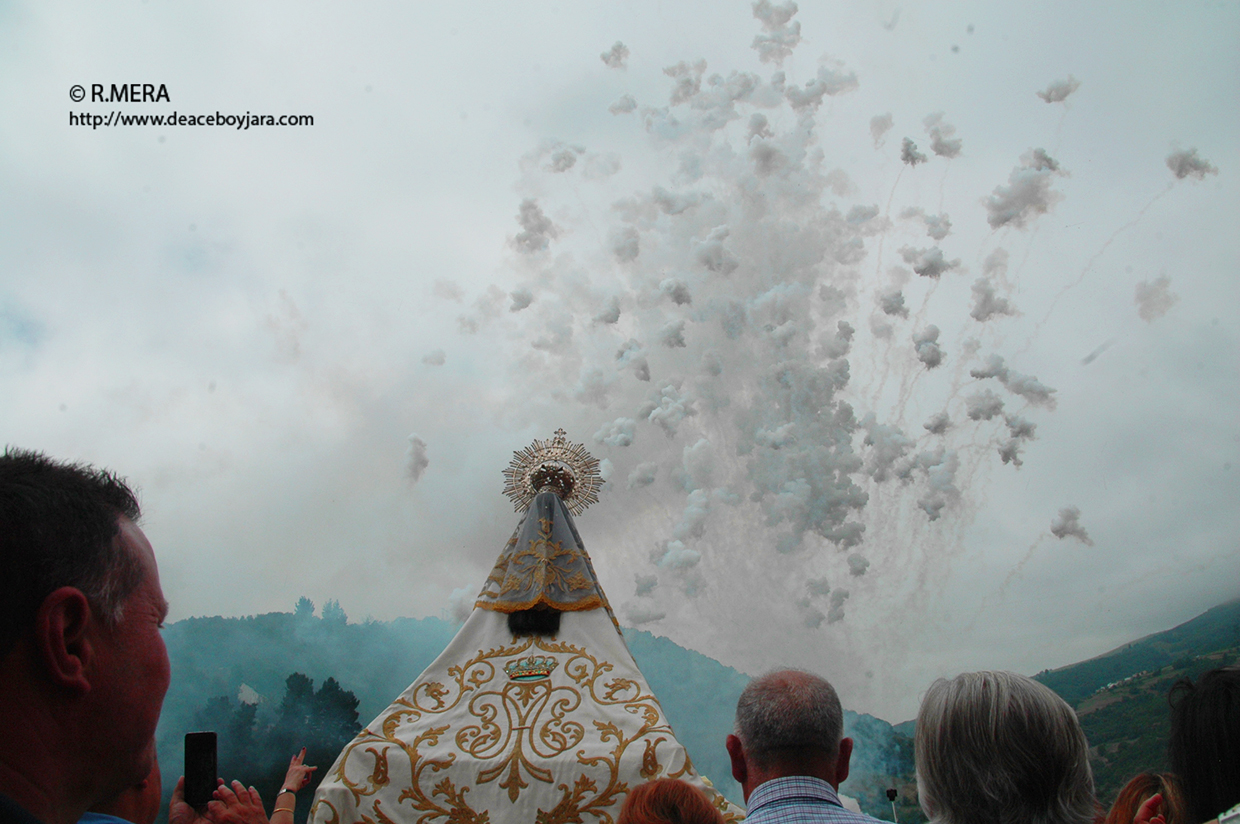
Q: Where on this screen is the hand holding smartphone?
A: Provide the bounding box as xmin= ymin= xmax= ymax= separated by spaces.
xmin=183 ymin=731 xmax=217 ymax=809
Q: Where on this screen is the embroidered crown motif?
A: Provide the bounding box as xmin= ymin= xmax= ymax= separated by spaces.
xmin=504 ymin=655 xmax=559 ymax=681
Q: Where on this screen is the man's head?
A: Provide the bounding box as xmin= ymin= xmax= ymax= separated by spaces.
xmin=725 ymin=669 xmax=853 ymax=799
xmin=0 ymin=448 xmax=171 ymax=824
xmin=0 ymin=448 xmax=144 ymax=656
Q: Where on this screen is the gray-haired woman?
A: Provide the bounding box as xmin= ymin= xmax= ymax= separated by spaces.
xmin=915 ymin=670 xmax=1097 ymax=824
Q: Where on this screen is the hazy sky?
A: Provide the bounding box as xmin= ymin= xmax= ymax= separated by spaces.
xmin=2 ymin=0 xmax=1237 ymax=721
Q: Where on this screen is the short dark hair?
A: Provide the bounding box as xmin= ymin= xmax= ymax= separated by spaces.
xmin=734 ymin=669 xmax=844 ymax=768
xmin=0 ymin=448 xmax=143 ymax=655
xmin=1168 ymin=666 xmax=1240 ymax=823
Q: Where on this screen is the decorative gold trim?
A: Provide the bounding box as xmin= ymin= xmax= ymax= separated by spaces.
xmin=328 ymin=635 xmax=690 ymax=824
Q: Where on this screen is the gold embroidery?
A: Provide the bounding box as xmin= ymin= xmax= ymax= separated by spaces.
xmin=327 ymin=634 xmax=727 ymax=823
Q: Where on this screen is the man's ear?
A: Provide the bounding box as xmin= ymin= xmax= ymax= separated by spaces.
xmin=34 ymin=587 xmax=95 ymax=696
xmin=725 ymin=734 xmax=748 ymax=786
xmin=832 ymin=736 xmax=854 ymax=787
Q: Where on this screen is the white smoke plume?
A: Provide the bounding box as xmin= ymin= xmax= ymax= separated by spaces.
xmin=405 ymin=435 xmax=430 ymax=485
xmin=966 ymin=389 xmax=1004 ymax=421
xmin=970 ymin=278 xmax=1015 ymax=322
xmin=900 ymin=207 xmax=952 ymax=240
xmin=923 ymin=412 xmax=951 ymax=435
xmin=870 ymin=113 xmax=893 ymax=147
xmin=785 ymin=60 xmax=860 ymax=109
xmin=625 ymin=603 xmax=667 ymax=625
xmin=878 ymin=289 xmax=909 ymax=318
xmin=1135 ymin=275 xmax=1179 ymax=321
xmin=510 ymin=288 xmax=534 ymax=312
xmin=985 ymin=149 xmax=1067 ymax=229
xmin=1037 ymin=75 xmax=1081 ymax=103
xmin=447 ymin=587 xmax=474 ymax=624
xmin=1050 ymin=506 xmax=1094 ymax=546
xmin=924 ymin=112 xmax=962 ymax=158
xmin=461 ymin=7 xmax=1083 ymax=657
xmin=601 ymin=41 xmax=630 ymax=69
xmin=751 ymin=0 xmax=802 ymax=64
xmin=970 ymin=354 xmax=1057 ymax=408
xmin=595 ymin=417 xmax=637 ymax=447
xmin=511 ymin=199 xmax=558 ymax=253
xmin=421 ymin=349 xmax=446 ymax=366
xmin=610 ymin=94 xmax=638 ymax=115
xmin=1166 ymin=148 xmax=1218 ymax=180
xmin=901 ymin=137 xmax=927 ymax=166
xmin=900 ymin=246 xmax=961 ymax=279
xmin=913 ymin=325 xmax=945 ymax=369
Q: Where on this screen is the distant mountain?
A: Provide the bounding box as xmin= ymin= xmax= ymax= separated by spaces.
xmin=1035 ymin=598 xmax=1240 ymax=705
xmin=1033 ymin=597 xmax=1240 ymax=805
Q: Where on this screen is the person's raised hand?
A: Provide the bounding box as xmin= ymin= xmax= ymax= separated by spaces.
xmin=281 ymin=748 xmax=317 ymax=793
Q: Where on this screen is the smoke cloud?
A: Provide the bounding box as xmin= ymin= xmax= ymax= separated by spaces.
xmin=1135 ymin=275 xmax=1178 ymax=321
xmin=985 ymin=149 xmax=1067 ymax=229
xmin=924 ymin=113 xmax=962 ymax=159
xmin=1037 ymin=75 xmax=1081 ymax=103
xmin=601 ymin=41 xmax=630 ymax=69
xmin=1166 ymin=148 xmax=1218 ymax=180
xmin=870 ymin=113 xmax=893 ymax=147
xmin=405 ymin=435 xmax=430 ymax=485
xmin=1050 ymin=506 xmax=1094 ymax=546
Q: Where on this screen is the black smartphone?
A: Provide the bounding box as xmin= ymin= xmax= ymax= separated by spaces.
xmin=184 ymin=731 xmax=217 ymax=808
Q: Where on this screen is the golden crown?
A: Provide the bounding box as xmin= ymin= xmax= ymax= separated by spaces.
xmin=504 ymin=655 xmax=559 ymax=682
xmin=501 ymin=429 xmax=603 ymax=515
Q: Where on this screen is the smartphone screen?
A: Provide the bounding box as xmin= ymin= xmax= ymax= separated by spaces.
xmin=184 ymin=731 xmax=217 ymax=808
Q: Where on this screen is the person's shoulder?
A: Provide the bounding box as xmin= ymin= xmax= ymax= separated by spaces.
xmin=77 ymin=814 xmax=131 ymax=824
xmin=0 ymin=794 xmax=45 ymax=824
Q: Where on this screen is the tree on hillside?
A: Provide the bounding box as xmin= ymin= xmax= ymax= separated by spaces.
xmin=189 ymin=673 xmax=360 ymax=824
xmin=294 ymin=597 xmax=315 ymax=619
xmin=321 ymin=599 xmax=347 ymax=626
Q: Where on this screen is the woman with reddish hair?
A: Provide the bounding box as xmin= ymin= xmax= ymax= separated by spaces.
xmin=617 ymin=779 xmax=725 ymax=824
xmin=1104 ymin=773 xmax=1186 ymax=824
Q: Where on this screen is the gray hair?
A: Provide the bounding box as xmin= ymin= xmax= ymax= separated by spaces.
xmin=915 ymin=671 xmax=1096 ymax=824
xmin=735 ymin=669 xmax=844 ymax=767
xmin=0 ymin=448 xmax=143 ymax=655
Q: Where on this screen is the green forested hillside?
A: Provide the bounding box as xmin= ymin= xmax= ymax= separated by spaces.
xmin=1035 ymin=599 xmax=1240 ymax=704
xmin=1032 ymin=598 xmax=1240 ymax=806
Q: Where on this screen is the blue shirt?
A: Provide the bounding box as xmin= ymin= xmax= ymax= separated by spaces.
xmin=742 ymin=776 xmax=885 ymax=824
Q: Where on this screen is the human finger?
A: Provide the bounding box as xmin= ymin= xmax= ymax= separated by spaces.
xmin=214 ymin=781 xmax=239 ymax=804
xmin=1135 ymin=793 xmax=1163 ymax=824
xmin=172 ymin=776 xmax=187 ymax=804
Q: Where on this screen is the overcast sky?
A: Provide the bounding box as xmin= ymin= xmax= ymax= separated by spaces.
xmin=2 ymin=0 xmax=1237 ymax=721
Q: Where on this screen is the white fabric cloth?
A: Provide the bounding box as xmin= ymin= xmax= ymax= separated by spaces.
xmin=311 ymin=606 xmax=744 ymax=824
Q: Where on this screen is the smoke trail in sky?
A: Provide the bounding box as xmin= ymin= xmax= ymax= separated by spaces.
xmin=442 ymin=6 xmax=1076 ymax=633
xmin=425 ymin=3 xmax=1220 ymax=686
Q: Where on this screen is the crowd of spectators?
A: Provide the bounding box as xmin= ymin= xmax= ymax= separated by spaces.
xmin=1 ymin=449 xmax=1236 ymax=824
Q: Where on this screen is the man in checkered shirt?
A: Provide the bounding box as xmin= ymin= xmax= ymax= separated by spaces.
xmin=724 ymin=670 xmax=883 ymax=824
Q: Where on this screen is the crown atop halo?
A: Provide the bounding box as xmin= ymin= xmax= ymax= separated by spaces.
xmin=502 ymin=429 xmax=603 ymax=516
